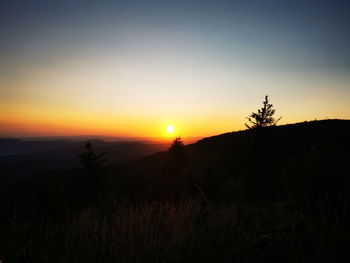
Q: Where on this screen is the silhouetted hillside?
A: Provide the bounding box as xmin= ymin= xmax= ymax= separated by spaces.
xmin=96 ymin=119 xmax=350 ymax=203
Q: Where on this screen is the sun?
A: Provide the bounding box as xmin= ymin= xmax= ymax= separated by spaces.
xmin=166 ymin=125 xmax=175 ymax=134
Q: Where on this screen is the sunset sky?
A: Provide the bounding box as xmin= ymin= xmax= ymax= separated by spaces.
xmin=1 ymin=0 xmax=350 ymax=140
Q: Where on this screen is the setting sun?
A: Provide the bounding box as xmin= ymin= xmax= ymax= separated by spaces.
xmin=166 ymin=125 xmax=175 ymax=134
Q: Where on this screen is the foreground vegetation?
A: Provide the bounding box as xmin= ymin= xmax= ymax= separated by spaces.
xmin=1 ymin=196 xmax=349 ymax=263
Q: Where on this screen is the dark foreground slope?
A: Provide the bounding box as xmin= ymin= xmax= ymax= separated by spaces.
xmin=1 ymin=120 xmax=350 ymax=263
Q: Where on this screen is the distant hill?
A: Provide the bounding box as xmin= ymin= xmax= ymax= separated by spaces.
xmin=0 ymin=139 xmax=169 ymax=187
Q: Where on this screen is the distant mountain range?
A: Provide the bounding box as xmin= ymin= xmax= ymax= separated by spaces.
xmin=0 ymin=138 xmax=169 ymax=187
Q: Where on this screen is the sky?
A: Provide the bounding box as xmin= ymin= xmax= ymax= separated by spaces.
xmin=1 ymin=0 xmax=350 ymax=140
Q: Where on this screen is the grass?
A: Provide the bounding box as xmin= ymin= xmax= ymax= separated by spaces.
xmin=0 ymin=197 xmax=349 ymax=263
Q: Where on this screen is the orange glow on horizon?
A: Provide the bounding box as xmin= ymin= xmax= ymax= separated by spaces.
xmin=1 ymin=94 xmax=349 ymax=141
xmin=0 ymin=107 xmax=244 ymax=141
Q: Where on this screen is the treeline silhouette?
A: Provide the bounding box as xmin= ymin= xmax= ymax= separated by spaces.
xmin=1 ymin=96 xmax=350 ymax=262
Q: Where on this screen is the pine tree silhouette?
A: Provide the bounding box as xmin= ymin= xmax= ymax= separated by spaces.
xmin=76 ymin=141 xmax=106 ymax=203
xmin=245 ymin=95 xmax=281 ymax=129
xmin=168 ymin=137 xmax=187 ymax=164
xmin=77 ymin=141 xmax=106 ymax=172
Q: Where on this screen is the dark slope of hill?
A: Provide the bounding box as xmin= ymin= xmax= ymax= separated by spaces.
xmin=101 ymin=119 xmax=350 ymax=202
xmin=185 ymin=119 xmax=350 ymax=198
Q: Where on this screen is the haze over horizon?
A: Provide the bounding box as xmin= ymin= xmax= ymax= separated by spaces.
xmin=1 ymin=0 xmax=350 ymax=139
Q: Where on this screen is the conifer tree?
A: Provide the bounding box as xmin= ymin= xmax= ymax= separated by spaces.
xmin=77 ymin=141 xmax=106 ymax=171
xmin=245 ymin=95 xmax=281 ymax=129
xmin=168 ymin=137 xmax=187 ymax=164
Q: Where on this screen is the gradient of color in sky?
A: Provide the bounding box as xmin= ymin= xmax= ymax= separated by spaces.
xmin=1 ymin=0 xmax=350 ymax=139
